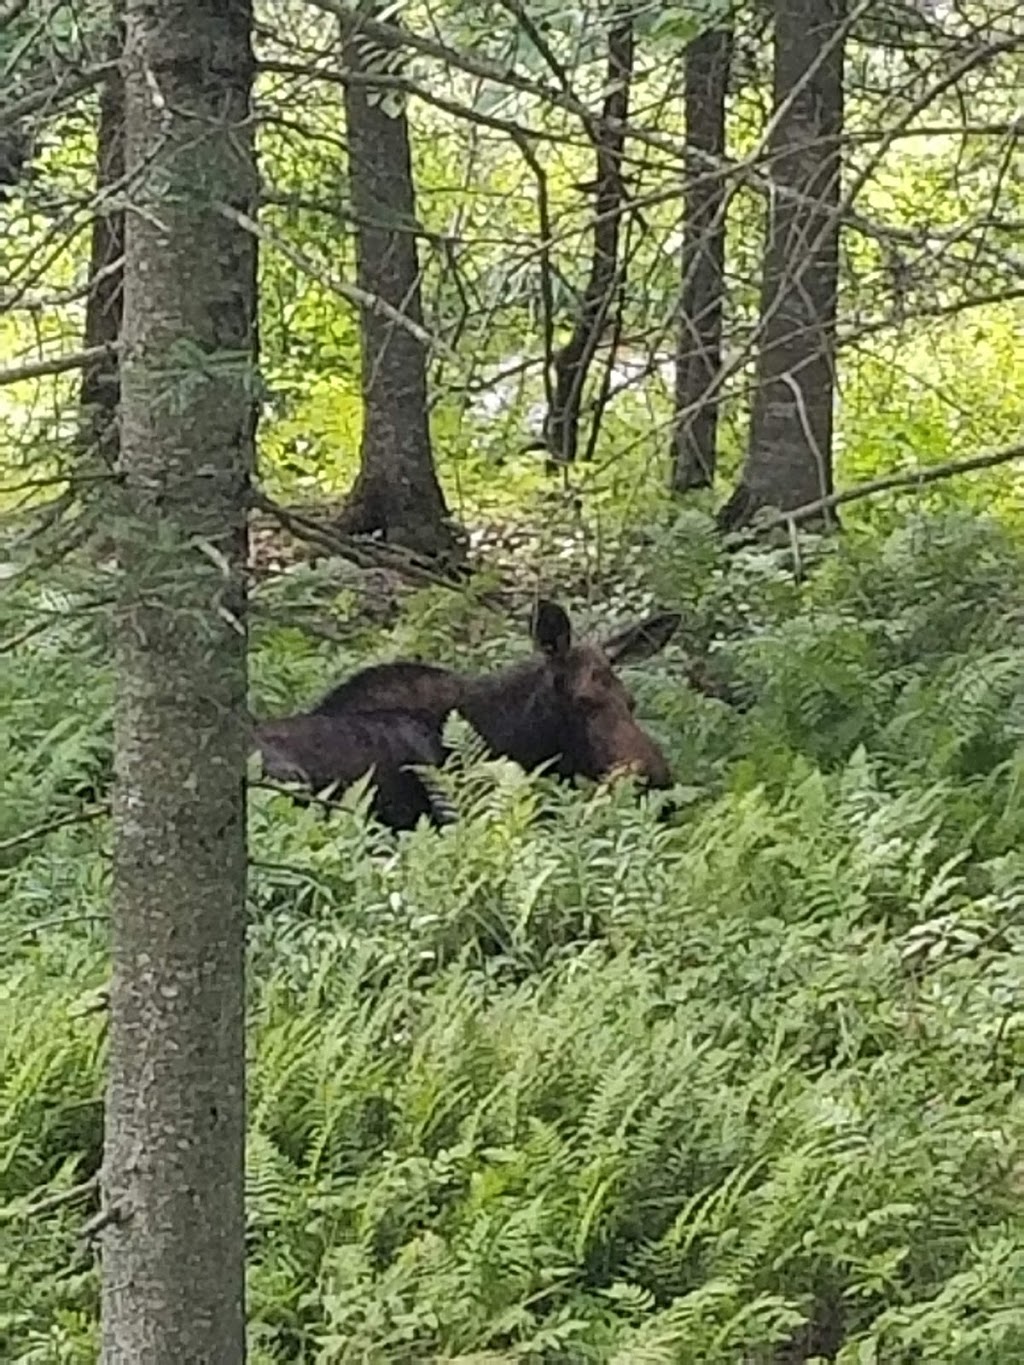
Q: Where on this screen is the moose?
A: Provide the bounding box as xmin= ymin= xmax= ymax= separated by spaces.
xmin=252 ymin=599 xmax=681 ymax=831
xmin=254 ymin=706 xmax=455 ymax=830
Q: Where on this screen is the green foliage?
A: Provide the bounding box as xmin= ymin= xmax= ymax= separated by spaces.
xmin=3 ymin=509 xmax=1024 ymax=1361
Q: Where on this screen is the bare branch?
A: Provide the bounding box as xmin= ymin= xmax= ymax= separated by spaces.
xmin=729 ymin=441 xmax=1024 ymax=540
xmin=0 ymin=1176 xmax=99 ymax=1225
xmin=0 ymin=344 xmax=115 ymax=388
xmin=0 ymin=806 xmax=109 ymax=854
xmin=0 ymin=62 xmax=115 ymax=125
xmin=212 ymin=201 xmax=456 ymax=359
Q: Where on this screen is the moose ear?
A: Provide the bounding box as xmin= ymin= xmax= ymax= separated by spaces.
xmin=603 ymin=611 xmax=681 ymax=665
xmin=531 ymin=599 xmax=572 ymax=659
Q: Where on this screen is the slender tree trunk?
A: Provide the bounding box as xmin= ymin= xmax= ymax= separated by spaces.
xmin=0 ymin=125 xmax=31 ymax=199
xmin=0 ymin=1 xmax=34 ymax=200
xmin=79 ymin=2 xmax=125 ymax=468
xmin=544 ymin=6 xmax=634 ymax=464
xmin=718 ymin=0 xmax=846 ymax=531
xmin=336 ymin=17 xmax=457 ymax=561
xmin=101 ymin=0 xmax=256 ymax=1359
xmin=670 ymin=24 xmax=732 ymax=492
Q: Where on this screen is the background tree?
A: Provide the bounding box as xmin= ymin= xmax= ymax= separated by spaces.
xmin=0 ymin=3 xmax=38 ymax=202
xmin=670 ymin=19 xmax=733 ymax=491
xmin=544 ymin=2 xmax=635 ymax=465
xmin=78 ymin=1 xmax=125 ymax=468
xmin=100 ymin=0 xmax=257 ymax=1356
xmin=334 ymin=13 xmax=457 ymax=561
xmin=718 ymin=0 xmax=846 ymax=529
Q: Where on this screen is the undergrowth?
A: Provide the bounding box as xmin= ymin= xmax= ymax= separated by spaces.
xmin=1 ymin=509 xmax=1023 ymax=1362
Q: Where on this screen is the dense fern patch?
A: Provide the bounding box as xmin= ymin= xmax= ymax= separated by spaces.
xmin=1 ymin=510 xmax=1023 ymax=1362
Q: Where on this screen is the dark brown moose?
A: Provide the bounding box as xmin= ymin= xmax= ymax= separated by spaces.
xmin=285 ymin=598 xmax=681 ymax=829
xmin=253 ymin=705 xmax=455 ymax=831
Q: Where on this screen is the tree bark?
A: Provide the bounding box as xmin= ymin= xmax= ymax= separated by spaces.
xmin=336 ymin=17 xmax=457 ymax=561
xmin=718 ymin=0 xmax=845 ymax=531
xmin=544 ymin=6 xmax=634 ymax=464
xmin=101 ymin=0 xmax=256 ymax=1359
xmin=79 ymin=3 xmax=125 ymax=468
xmin=0 ymin=5 xmax=34 ymax=200
xmin=0 ymin=124 xmax=31 ymax=198
xmin=670 ymin=24 xmax=732 ymax=492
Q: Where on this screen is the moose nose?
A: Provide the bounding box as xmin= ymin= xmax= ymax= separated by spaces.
xmin=605 ymin=741 xmax=672 ymax=791
xmin=637 ymin=733 xmax=673 ymax=790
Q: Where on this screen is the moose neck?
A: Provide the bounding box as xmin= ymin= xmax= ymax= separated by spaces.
xmin=458 ymin=659 xmax=573 ymax=775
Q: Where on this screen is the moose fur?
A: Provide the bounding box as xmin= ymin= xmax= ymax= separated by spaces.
xmin=281 ymin=599 xmax=682 ymax=829
xmin=252 ymin=707 xmax=453 ymax=831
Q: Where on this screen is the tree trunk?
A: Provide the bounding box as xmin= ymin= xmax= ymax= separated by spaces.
xmin=337 ymin=19 xmax=457 ymax=561
xmin=101 ymin=0 xmax=256 ymax=1359
xmin=79 ymin=3 xmax=125 ymax=468
xmin=718 ymin=0 xmax=845 ymax=531
xmin=544 ymin=7 xmax=634 ymax=464
xmin=0 ymin=125 xmax=31 ymax=199
xmin=0 ymin=6 xmax=34 ymax=200
xmin=670 ymin=24 xmax=732 ymax=492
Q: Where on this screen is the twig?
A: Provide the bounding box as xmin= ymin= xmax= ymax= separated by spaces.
xmin=0 ymin=470 xmax=119 ymax=495
xmin=79 ymin=1203 xmax=124 ymax=1244
xmin=212 ymin=203 xmax=456 ymax=360
xmin=0 ymin=806 xmax=109 ymax=854
xmin=726 ymin=440 xmax=1024 ymax=541
xmin=0 ymin=1175 xmax=99 ymax=1224
xmin=16 ymin=914 xmax=109 ymax=940
xmin=259 ymin=58 xmax=571 ymax=150
xmin=0 ymin=63 xmax=114 ymax=125
xmin=0 ymin=344 xmax=116 ymax=389
xmin=250 ymin=489 xmax=512 ymax=607
xmin=250 ymin=778 xmax=343 ymax=809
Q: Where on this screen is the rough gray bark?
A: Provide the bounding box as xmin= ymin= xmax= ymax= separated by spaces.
xmin=670 ymin=24 xmax=732 ymax=492
xmin=100 ymin=0 xmax=256 ymax=1360
xmin=718 ymin=0 xmax=845 ymax=531
xmin=337 ymin=18 xmax=457 ymax=561
xmin=79 ymin=4 xmax=125 ymax=468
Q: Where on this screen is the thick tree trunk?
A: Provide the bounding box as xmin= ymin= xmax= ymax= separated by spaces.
xmin=337 ymin=20 xmax=457 ymax=561
xmin=544 ymin=7 xmax=634 ymax=464
xmin=670 ymin=25 xmax=732 ymax=492
xmin=100 ymin=0 xmax=256 ymax=1360
xmin=79 ymin=5 xmax=125 ymax=468
xmin=718 ymin=0 xmax=845 ymax=531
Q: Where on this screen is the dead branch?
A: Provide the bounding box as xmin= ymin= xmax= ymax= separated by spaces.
xmin=212 ymin=202 xmax=455 ymax=360
xmin=16 ymin=915 xmax=110 ymax=939
xmin=250 ymin=490 xmax=514 ymax=606
xmin=0 ymin=805 xmax=109 ymax=853
xmin=79 ymin=1203 xmax=124 ymax=1244
xmin=544 ymin=3 xmax=635 ymax=465
xmin=726 ymin=440 xmax=1024 ymax=541
xmin=0 ymin=62 xmax=114 ymax=126
xmin=0 ymin=344 xmax=115 ymax=388
xmin=0 ymin=1175 xmax=99 ymax=1224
